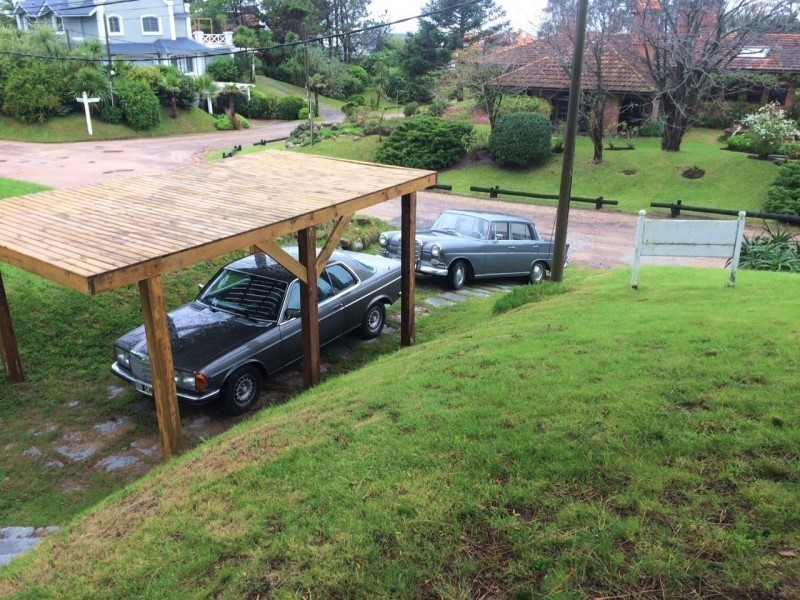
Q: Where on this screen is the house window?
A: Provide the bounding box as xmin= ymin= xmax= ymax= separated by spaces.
xmin=170 ymin=56 xmax=195 ymax=74
xmin=107 ymin=15 xmax=123 ymax=35
xmin=141 ymin=15 xmax=161 ymax=34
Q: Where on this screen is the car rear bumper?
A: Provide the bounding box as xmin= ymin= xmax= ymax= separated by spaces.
xmin=111 ymin=362 xmax=220 ymax=404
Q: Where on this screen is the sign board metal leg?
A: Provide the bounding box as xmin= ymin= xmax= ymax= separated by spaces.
xmin=631 ymin=210 xmax=646 ymax=289
xmin=728 ymin=211 xmax=746 ymax=287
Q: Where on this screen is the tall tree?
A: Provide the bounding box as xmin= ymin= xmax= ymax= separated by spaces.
xmin=421 ymin=0 xmax=509 ymax=52
xmin=633 ymin=0 xmax=784 ymax=151
xmin=540 ymin=0 xmax=630 ymax=162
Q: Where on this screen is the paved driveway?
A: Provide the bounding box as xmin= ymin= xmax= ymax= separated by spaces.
xmin=1 ymin=120 xmax=738 ymax=269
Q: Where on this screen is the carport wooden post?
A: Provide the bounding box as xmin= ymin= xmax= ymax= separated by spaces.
xmin=0 ymin=268 xmax=24 ymax=383
xmin=401 ymin=192 xmax=416 ymax=346
xmin=297 ymin=227 xmax=321 ymax=387
xmin=138 ymin=276 xmax=182 ymax=459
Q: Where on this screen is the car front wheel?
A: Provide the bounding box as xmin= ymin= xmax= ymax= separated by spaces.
xmin=529 ymin=261 xmax=547 ymax=285
xmin=359 ymin=302 xmax=386 ymax=339
xmin=221 ymin=365 xmax=262 ymax=415
xmin=448 ymin=260 xmax=467 ymax=290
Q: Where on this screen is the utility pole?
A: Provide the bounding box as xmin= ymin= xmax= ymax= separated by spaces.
xmin=103 ymin=14 xmax=116 ymax=107
xmin=550 ymin=0 xmax=589 ymax=282
xmin=302 ymin=23 xmax=314 ymax=145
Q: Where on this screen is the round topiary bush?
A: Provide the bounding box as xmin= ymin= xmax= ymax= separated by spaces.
xmin=206 ymin=57 xmax=242 ymax=83
xmin=116 ymin=78 xmax=161 ymax=131
xmin=276 ymin=95 xmax=306 ymax=120
xmin=489 ymin=112 xmax=552 ymax=167
xmin=376 ymin=115 xmax=473 ymax=170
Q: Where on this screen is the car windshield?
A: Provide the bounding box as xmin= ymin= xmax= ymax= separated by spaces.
xmin=430 ymin=212 xmax=490 ymax=240
xmin=197 ymin=269 xmax=287 ymax=321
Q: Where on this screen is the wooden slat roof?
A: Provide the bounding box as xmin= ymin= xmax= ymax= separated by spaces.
xmin=0 ymin=151 xmax=436 ymax=295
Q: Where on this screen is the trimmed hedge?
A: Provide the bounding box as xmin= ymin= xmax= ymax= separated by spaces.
xmin=2 ymin=59 xmax=69 ymax=123
xmin=246 ymin=90 xmax=279 ymax=119
xmin=276 ymin=95 xmax=306 ymax=120
xmin=764 ymin=161 xmax=800 ymax=217
xmin=376 ymin=115 xmax=473 ymax=170
xmin=213 ymin=114 xmax=250 ymax=130
xmin=489 ymin=112 xmax=552 ymax=167
xmin=116 ymin=77 xmax=161 ymax=131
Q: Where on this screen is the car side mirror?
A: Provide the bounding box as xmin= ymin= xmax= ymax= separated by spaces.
xmin=284 ymin=308 xmax=301 ymax=320
xmin=198 ymin=282 xmax=206 ymax=292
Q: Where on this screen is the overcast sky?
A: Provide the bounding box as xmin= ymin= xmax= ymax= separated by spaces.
xmin=368 ymin=0 xmax=548 ymax=34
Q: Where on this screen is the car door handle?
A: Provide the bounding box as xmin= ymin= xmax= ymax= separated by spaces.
xmin=334 ymin=303 xmax=344 ymax=311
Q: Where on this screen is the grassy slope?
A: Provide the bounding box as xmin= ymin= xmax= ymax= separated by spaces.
xmin=0 ymin=107 xmax=218 ymax=143
xmin=0 ymin=179 xmax=49 ymax=199
xmin=2 ymin=267 xmax=798 ymax=598
xmin=254 ymin=76 xmax=347 ymax=110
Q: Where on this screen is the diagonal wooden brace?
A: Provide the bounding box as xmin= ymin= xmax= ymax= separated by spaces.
xmin=316 ymin=214 xmax=354 ymax=272
xmin=252 ymin=240 xmax=308 ymax=283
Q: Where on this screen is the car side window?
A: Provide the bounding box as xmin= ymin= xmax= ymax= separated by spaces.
xmin=325 ymin=264 xmax=357 ymax=294
xmin=492 ymin=222 xmax=510 ymax=240
xmin=282 ymin=273 xmax=336 ymax=320
xmin=511 ymin=223 xmax=532 ymax=241
xmin=318 ymin=272 xmax=334 ymax=302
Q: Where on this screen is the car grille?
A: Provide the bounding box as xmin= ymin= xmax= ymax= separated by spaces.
xmin=130 ymin=354 xmax=152 ymax=383
xmin=387 ymin=238 xmax=422 ymax=260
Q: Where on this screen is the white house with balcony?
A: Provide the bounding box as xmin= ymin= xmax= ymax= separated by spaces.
xmin=11 ymin=0 xmax=235 ymax=75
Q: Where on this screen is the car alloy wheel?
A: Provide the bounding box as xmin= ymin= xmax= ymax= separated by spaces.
xmin=359 ymin=303 xmax=385 ymax=339
xmin=529 ymin=262 xmax=546 ymax=285
xmin=222 ymin=365 xmax=262 ymax=415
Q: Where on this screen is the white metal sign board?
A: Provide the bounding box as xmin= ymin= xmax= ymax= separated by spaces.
xmin=632 ymin=210 xmax=746 ymax=288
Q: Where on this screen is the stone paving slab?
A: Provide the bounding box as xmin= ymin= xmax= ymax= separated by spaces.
xmin=0 ymin=526 xmax=59 ymax=566
xmin=456 ymin=289 xmax=490 ymax=297
xmin=424 ymin=297 xmax=454 ymax=308
xmin=440 ymin=292 xmax=467 ymax=302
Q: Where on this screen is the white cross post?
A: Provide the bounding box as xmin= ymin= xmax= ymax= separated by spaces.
xmin=76 ymin=91 xmax=100 ymax=136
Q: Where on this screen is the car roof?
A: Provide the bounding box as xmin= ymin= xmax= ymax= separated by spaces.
xmin=224 ymin=247 xmax=347 ymax=283
xmin=441 ymin=209 xmax=533 ymax=223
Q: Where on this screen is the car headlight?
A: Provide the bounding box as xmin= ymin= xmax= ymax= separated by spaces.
xmin=378 ymin=233 xmax=388 ymax=246
xmin=430 ymin=243 xmax=441 ymax=257
xmin=174 ymin=369 xmax=198 ymax=391
xmin=115 ymin=346 xmax=131 ymax=369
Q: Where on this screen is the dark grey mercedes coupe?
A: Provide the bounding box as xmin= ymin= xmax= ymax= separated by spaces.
xmin=111 ymin=249 xmax=401 ymax=414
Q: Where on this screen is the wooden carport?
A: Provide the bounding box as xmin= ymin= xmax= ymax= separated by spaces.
xmin=0 ymin=151 xmax=436 ymax=458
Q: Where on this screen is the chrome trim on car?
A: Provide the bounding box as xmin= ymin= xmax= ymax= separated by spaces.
xmin=417 ymin=265 xmax=449 ymax=276
xmin=111 ymin=362 xmax=219 ymax=404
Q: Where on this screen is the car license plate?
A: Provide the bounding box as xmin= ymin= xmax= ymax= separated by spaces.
xmin=134 ymin=381 xmax=153 ymax=396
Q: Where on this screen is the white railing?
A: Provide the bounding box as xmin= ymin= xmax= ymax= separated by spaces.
xmin=193 ymin=31 xmax=233 ymax=47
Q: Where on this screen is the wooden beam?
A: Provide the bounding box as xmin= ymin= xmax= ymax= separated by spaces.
xmin=316 ymin=213 xmax=354 ymax=272
xmin=401 ymin=193 xmax=416 ymax=346
xmin=253 ymin=240 xmax=308 ymax=283
xmin=297 ymin=227 xmax=320 ymax=387
xmin=138 ymin=276 xmax=182 ymax=459
xmin=0 ymin=267 xmax=23 ymax=383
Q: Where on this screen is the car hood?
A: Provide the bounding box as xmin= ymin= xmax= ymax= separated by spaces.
xmin=115 ymin=301 xmax=276 ymax=369
xmin=385 ymin=230 xmax=467 ymax=245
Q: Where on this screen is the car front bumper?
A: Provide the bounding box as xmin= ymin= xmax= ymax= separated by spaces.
xmin=111 ymin=362 xmax=220 ymax=404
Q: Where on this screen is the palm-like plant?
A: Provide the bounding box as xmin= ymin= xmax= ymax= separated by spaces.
xmin=195 ymin=74 xmax=218 ymax=114
xmin=309 ymin=73 xmax=326 ymax=115
xmin=160 ymin=72 xmax=183 ymax=118
xmin=67 ymin=67 xmax=111 ymax=112
xmin=220 ymin=83 xmax=244 ymax=129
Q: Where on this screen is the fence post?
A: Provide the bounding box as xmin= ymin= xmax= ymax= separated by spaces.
xmin=728 ymin=211 xmax=746 ymax=287
xmin=631 ymin=210 xmax=646 ymax=289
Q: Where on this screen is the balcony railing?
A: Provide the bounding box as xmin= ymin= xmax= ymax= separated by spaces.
xmin=193 ymin=31 xmax=233 ymax=47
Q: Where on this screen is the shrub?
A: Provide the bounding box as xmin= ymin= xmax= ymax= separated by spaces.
xmin=123 ymin=66 xmax=162 ymax=94
xmin=733 ymin=224 xmax=800 ymax=272
xmin=742 ymin=102 xmax=799 ymax=158
xmin=2 ymin=59 xmax=69 ymax=123
xmin=497 ymin=95 xmax=551 ymax=119
xmin=764 ymin=161 xmax=800 ymax=216
xmin=347 ymin=94 xmax=366 ymax=106
xmin=726 ymin=133 xmax=756 ymax=153
xmin=298 ymin=107 xmax=311 ymax=120
xmin=463 ymin=126 xmax=491 ymax=157
xmin=639 ymin=120 xmax=663 ymax=137
xmin=276 ymin=95 xmax=306 ymax=120
xmin=245 ymin=89 xmax=278 ymax=119
xmin=207 ymin=57 xmax=242 ymax=83
xmin=489 ymin=112 xmax=552 ymax=167
xmin=347 ymin=65 xmax=370 ymax=86
xmin=98 ymin=104 xmax=123 ymax=124
xmin=338 ymin=73 xmax=365 ymax=98
xmin=376 ymin=115 xmax=473 ymax=170
xmin=213 ymin=114 xmax=250 ymax=130
xmin=427 ymin=98 xmax=448 ymax=116
xmin=403 ymin=101 xmax=419 ymax=117
xmin=116 ymin=77 xmax=160 ymax=131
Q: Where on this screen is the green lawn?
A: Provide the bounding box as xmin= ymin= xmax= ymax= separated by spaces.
xmin=1 ymin=266 xmax=798 ymax=598
xmin=254 ymin=76 xmax=347 ymax=111
xmin=0 ymin=107 xmax=218 ymax=143
xmin=0 ymin=178 xmax=50 ymax=199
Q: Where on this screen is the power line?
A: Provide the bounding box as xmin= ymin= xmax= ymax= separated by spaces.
xmin=0 ymin=0 xmax=484 ymax=63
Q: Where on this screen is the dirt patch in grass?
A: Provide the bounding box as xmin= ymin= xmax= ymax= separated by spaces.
xmin=682 ymin=166 xmax=706 ymax=179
